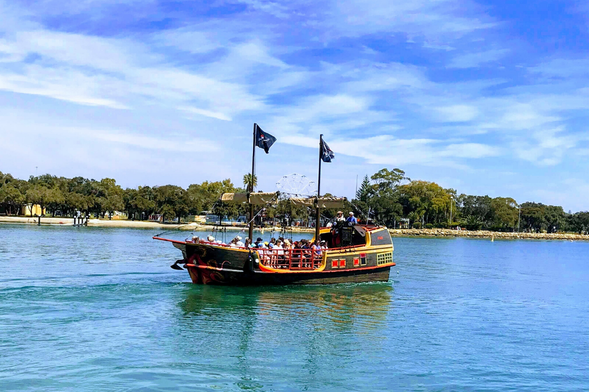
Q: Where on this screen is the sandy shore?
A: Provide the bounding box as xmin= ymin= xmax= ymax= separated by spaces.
xmin=0 ymin=216 xmax=314 ymax=233
xmin=2 ymin=216 xmax=586 ymax=240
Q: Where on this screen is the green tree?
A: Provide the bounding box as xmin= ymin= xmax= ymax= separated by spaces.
xmin=458 ymin=195 xmax=494 ymax=230
xmin=520 ymin=202 xmax=547 ymax=232
xmin=397 ymin=181 xmax=452 ymax=227
xmin=544 ymin=205 xmax=566 ymax=233
xmin=0 ymin=185 xmax=25 ymax=215
xmin=490 ymin=197 xmax=518 ymax=231
xmin=154 ymin=185 xmax=187 ymax=222
xmin=25 ymin=185 xmax=52 ymax=216
xmin=243 ymin=174 xmax=257 ymax=192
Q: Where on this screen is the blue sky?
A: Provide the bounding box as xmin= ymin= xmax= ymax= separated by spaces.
xmin=0 ymin=0 xmax=588 ymax=211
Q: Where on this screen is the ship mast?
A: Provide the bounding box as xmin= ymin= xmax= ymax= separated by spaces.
xmin=315 ymin=134 xmax=323 ymax=242
xmin=249 ymin=123 xmax=256 ymax=241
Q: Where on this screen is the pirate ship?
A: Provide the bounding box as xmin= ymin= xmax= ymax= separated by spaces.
xmin=154 ymin=124 xmax=395 ymax=285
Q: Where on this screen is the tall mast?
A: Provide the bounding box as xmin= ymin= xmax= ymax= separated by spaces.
xmin=249 ymin=123 xmax=256 ymax=241
xmin=315 ymin=134 xmax=323 ymax=242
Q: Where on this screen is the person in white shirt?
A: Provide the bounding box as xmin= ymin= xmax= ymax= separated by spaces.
xmin=235 ymin=236 xmax=244 ymax=247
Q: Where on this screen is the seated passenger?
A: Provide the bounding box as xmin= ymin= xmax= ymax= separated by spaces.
xmin=311 ymin=240 xmax=322 ymax=257
xmin=336 ymin=211 xmax=345 ymax=222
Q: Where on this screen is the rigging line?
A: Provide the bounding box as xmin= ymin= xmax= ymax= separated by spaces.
xmin=153 ymin=221 xmax=195 ymax=238
xmin=245 ymin=193 xmax=280 ymax=226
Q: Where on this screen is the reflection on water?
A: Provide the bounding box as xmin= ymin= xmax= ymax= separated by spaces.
xmin=175 ymin=283 xmax=393 ymax=390
xmin=179 ymin=283 xmax=393 ymax=328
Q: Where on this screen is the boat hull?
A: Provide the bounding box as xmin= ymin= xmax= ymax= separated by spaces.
xmin=185 ymin=263 xmax=391 ymax=285
xmin=156 ymin=225 xmax=395 ymax=286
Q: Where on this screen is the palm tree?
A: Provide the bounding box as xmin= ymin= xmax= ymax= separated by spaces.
xmin=243 ymin=174 xmax=257 ymax=192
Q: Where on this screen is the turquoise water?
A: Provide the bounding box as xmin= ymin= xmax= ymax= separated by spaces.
xmin=1 ymin=224 xmax=588 ymax=391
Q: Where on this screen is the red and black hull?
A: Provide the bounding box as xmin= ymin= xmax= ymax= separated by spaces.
xmin=185 ymin=262 xmax=392 ymax=285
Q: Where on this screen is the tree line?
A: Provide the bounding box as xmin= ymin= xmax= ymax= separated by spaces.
xmin=1 ymin=169 xmax=588 ymax=234
xmin=351 ymin=168 xmax=589 ymax=234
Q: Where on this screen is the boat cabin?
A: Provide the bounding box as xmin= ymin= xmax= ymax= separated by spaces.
xmin=316 ymin=223 xmax=392 ymax=249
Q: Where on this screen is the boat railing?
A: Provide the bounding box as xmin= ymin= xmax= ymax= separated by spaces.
xmin=256 ymin=248 xmax=322 ymax=270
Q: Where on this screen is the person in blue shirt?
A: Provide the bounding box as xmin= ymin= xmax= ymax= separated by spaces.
xmin=346 ymin=212 xmax=358 ymax=224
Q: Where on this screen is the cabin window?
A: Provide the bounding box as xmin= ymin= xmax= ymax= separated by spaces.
xmin=353 ymin=258 xmax=360 ymax=267
xmin=339 ymin=259 xmax=346 ymax=268
xmin=360 ymin=253 xmax=367 ymax=266
xmin=331 ymin=259 xmax=339 ymax=268
xmin=377 ymin=252 xmax=393 ymax=265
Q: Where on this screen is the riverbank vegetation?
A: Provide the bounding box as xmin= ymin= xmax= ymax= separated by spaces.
xmin=1 ymin=170 xmax=588 ymax=234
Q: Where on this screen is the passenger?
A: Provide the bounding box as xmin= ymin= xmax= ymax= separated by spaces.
xmin=245 ymin=238 xmax=252 ymax=248
xmin=320 ymin=240 xmax=328 ymax=251
xmin=311 ymin=240 xmax=322 ymax=257
xmin=207 ymin=235 xmax=216 ymax=243
xmin=336 ymin=211 xmax=345 ymax=222
xmin=273 ymin=239 xmax=285 ymax=268
xmin=235 ymin=236 xmax=244 ymax=247
xmin=229 ymin=238 xmax=238 ymax=248
xmin=346 ymin=212 xmax=358 ymax=224
xmin=254 ymin=237 xmax=264 ymax=248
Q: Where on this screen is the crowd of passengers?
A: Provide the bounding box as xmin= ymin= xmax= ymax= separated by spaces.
xmin=203 ymin=234 xmax=327 ymax=254
xmin=197 ymin=235 xmax=326 ymax=268
xmin=193 ymin=211 xmax=361 ymax=267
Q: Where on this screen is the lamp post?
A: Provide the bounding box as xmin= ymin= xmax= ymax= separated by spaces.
xmin=449 ymin=196 xmax=453 ymax=227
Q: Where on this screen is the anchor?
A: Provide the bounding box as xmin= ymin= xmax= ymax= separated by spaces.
xmin=170 ymin=259 xmax=187 ymax=270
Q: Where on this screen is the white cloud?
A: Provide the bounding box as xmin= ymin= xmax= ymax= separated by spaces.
xmin=511 ymin=126 xmax=586 ymax=166
xmin=324 ymin=0 xmax=496 ymax=39
xmin=448 ymin=49 xmax=509 ymax=69
xmin=179 ymin=106 xmax=232 ymax=121
xmin=434 ymin=105 xmax=479 ymax=122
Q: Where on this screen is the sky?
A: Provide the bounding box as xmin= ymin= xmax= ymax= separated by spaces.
xmin=0 ymin=0 xmax=588 ymax=211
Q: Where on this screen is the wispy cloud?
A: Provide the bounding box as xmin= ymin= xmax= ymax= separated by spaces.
xmin=448 ymin=49 xmax=509 ymax=69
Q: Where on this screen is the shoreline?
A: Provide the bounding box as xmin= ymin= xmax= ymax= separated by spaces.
xmin=1 ymin=216 xmax=587 ymax=241
xmin=389 ymin=228 xmax=589 ymax=241
xmin=0 ymin=216 xmax=314 ymax=233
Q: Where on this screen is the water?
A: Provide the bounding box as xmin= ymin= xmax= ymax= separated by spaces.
xmin=1 ymin=224 xmax=588 ymax=391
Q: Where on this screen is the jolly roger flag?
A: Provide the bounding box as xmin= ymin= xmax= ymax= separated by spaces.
xmin=254 ymin=124 xmax=277 ymax=154
xmin=321 ymin=138 xmax=335 ymax=163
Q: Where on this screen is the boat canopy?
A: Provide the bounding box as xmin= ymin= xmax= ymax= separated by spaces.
xmin=220 ymin=192 xmax=345 ymax=208
xmin=220 ymin=192 xmax=278 ymax=206
xmin=289 ymin=196 xmax=346 ymax=209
